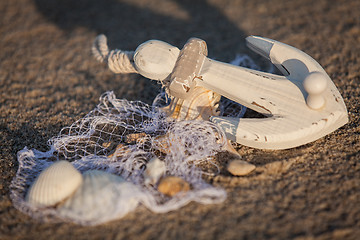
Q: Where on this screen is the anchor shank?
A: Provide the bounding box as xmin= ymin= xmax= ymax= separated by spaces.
xmin=197 ymin=58 xmax=293 ymax=116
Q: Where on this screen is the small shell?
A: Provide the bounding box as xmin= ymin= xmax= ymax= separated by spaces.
xmin=161 ymin=86 xmax=221 ymax=121
xmin=107 ymin=143 xmax=131 ymax=159
xmin=152 ymin=134 xmax=172 ymax=154
xmin=124 ymin=132 xmax=149 ymax=144
xmin=157 ymin=176 xmax=190 ymax=197
xmin=262 ymin=160 xmax=293 ymax=175
xmin=144 ymin=157 xmax=166 ymax=185
xmin=227 ymin=160 xmax=256 ymax=176
xmin=26 ymin=161 xmax=83 ymax=207
xmin=102 ymin=141 xmax=113 ymax=148
xmin=57 ymin=170 xmax=141 ymax=224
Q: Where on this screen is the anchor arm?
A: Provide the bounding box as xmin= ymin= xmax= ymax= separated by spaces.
xmin=205 ymin=36 xmax=348 ymax=149
xmin=246 ymin=36 xmax=326 ymax=78
xmin=198 ymin=56 xmax=348 ymax=149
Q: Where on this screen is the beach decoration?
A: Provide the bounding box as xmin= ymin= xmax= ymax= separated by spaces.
xmin=11 ymin=92 xmax=229 ymax=225
xmin=93 ymin=35 xmax=348 ymax=150
xmin=26 ymin=160 xmax=83 ymax=207
xmin=10 ymin=35 xmax=348 ymax=226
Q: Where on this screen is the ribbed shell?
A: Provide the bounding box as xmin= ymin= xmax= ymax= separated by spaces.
xmin=161 ymin=86 xmax=221 ymax=121
xmin=57 ymin=170 xmax=141 ymax=224
xmin=26 ymin=161 xmax=83 ymax=207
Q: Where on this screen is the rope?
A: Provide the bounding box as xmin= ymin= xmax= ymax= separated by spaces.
xmin=92 ymin=34 xmax=138 ymax=74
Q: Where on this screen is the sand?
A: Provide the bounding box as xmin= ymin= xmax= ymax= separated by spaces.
xmin=1 ymin=0 xmax=359 ymax=239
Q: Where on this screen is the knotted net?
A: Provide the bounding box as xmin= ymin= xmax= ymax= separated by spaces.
xmin=10 ymin=54 xmax=263 ymax=226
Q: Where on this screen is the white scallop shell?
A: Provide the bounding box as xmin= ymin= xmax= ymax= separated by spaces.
xmin=26 ymin=160 xmax=83 ymax=207
xmin=57 ymin=170 xmax=142 ymax=224
xmin=161 ymin=86 xmax=221 ymax=121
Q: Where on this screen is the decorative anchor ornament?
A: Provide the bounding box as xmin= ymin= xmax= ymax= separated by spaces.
xmin=92 ymin=35 xmax=348 ymax=150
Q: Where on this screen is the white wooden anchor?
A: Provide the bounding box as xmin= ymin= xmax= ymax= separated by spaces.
xmin=93 ymin=35 xmax=348 ymax=150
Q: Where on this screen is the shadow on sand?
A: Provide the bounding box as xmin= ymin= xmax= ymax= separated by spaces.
xmin=33 ymin=0 xmax=248 ymax=60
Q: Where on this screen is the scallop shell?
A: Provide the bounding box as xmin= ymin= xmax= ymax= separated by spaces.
xmin=26 ymin=160 xmax=83 ymax=207
xmin=57 ymin=170 xmax=142 ymax=224
xmin=161 ymin=86 xmax=221 ymax=121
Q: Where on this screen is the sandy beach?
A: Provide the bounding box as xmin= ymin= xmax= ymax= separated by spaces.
xmin=1 ymin=0 xmax=359 ymax=239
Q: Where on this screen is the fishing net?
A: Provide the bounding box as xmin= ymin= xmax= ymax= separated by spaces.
xmin=10 ymin=54 xmax=263 ymax=226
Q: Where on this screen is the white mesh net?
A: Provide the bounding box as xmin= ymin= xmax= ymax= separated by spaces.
xmin=10 ymin=54 xmax=265 ymax=226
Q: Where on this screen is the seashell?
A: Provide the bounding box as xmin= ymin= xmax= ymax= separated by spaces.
xmin=144 ymin=157 xmax=166 ymax=185
xmin=107 ymin=143 xmax=131 ymax=159
xmin=227 ymin=159 xmax=256 ymax=176
xmin=57 ymin=170 xmax=141 ymax=224
xmin=161 ymin=86 xmax=221 ymax=121
xmin=157 ymin=176 xmax=190 ymax=197
xmin=152 ymin=134 xmax=172 ymax=154
xmin=124 ymin=132 xmax=149 ymax=144
xmin=262 ymin=160 xmax=293 ymax=175
xmin=26 ymin=160 xmax=83 ymax=207
xmin=102 ymin=141 xmax=114 ymax=149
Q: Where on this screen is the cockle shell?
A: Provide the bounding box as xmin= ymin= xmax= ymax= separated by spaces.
xmin=57 ymin=170 xmax=142 ymax=224
xmin=161 ymin=86 xmax=221 ymax=121
xmin=26 ymin=160 xmax=83 ymax=207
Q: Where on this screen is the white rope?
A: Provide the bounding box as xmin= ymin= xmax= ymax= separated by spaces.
xmin=92 ymin=34 xmax=109 ymax=62
xmin=92 ymin=34 xmax=138 ymax=74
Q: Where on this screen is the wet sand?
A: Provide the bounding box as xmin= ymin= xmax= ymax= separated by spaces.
xmin=1 ymin=0 xmax=359 ymax=239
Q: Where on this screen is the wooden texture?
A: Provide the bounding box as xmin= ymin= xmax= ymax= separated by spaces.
xmin=133 ymin=37 xmax=348 ymax=149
